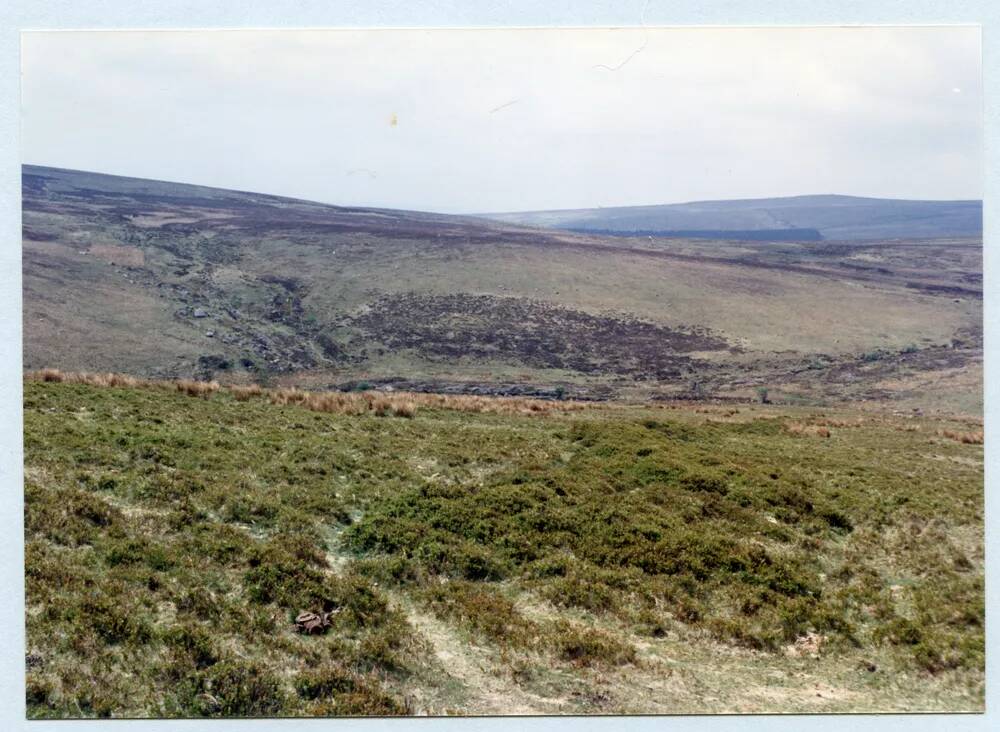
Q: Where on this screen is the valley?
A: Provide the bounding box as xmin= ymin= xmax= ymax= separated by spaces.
xmin=22 ymin=166 xmax=982 ymax=412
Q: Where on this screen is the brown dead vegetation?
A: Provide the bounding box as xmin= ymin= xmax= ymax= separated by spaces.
xmin=25 ymin=370 xmax=589 ymax=419
xmin=266 ymin=385 xmax=586 ymax=418
xmin=175 ymin=379 xmax=221 ymax=398
xmin=785 ymin=422 xmax=831 ymax=438
xmin=936 ymin=428 xmax=984 ymax=445
xmin=795 ymin=415 xmax=925 ymax=434
xmin=694 ymin=407 xmax=741 ymax=417
xmin=810 ymin=417 xmax=866 ymax=428
xmin=230 ymin=384 xmax=264 ymax=401
xmin=29 ymin=368 xmax=145 ymax=389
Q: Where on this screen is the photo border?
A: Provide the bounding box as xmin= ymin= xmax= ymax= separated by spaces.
xmin=1 ymin=2 xmax=994 ymax=730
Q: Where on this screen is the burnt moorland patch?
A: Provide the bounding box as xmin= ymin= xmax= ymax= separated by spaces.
xmin=347 ymin=293 xmax=732 ymax=381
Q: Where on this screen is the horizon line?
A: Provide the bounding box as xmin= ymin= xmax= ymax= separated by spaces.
xmin=21 ymin=162 xmax=985 ymax=217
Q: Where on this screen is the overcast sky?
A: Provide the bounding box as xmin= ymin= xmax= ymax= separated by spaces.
xmin=21 ymin=27 xmax=981 ymax=213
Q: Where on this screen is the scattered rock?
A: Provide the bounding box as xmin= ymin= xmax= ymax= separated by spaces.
xmin=785 ymin=631 xmax=825 ymax=659
xmin=198 ymin=354 xmax=231 ymax=371
xmin=295 ymin=609 xmax=338 ymax=635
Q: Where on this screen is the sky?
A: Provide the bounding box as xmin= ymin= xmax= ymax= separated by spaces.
xmin=20 ymin=27 xmax=982 ymax=214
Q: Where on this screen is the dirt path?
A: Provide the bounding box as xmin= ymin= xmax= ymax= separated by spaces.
xmin=398 ymin=603 xmax=563 ymax=715
xmin=323 ymin=539 xmax=563 ymax=715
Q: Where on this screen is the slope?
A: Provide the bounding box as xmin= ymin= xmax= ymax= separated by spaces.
xmin=22 ymin=166 xmax=982 ymax=408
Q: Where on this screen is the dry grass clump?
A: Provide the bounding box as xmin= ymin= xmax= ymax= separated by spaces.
xmin=403 ymin=392 xmax=587 ymax=416
xmin=810 ymin=417 xmax=865 ymax=428
xmin=695 ymin=406 xmax=740 ymax=417
xmin=35 ymin=368 xmax=65 ymax=383
xmin=26 ymin=369 xmax=591 ymax=418
xmin=785 ymin=422 xmax=831 ymax=438
xmin=267 ymin=387 xmax=307 ymax=406
xmin=937 ymin=428 xmax=984 ymax=445
xmin=268 ymin=388 xmax=367 ymax=416
xmin=28 ymin=370 xmax=222 ymax=399
xmin=26 ymin=369 xmax=145 ymax=389
xmin=267 ymin=388 xmax=411 ymax=417
xmin=389 ymin=400 xmax=417 ymax=418
xmin=369 ymin=396 xmax=417 ymax=418
xmin=93 ymin=372 xmax=143 ymax=388
xmin=175 ymin=379 xmax=220 ymax=399
xmin=230 ymin=384 xmax=263 ymax=402
xmin=268 ymin=388 xmax=588 ymax=418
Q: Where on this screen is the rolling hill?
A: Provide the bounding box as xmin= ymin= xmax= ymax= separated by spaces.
xmin=22 ymin=165 xmax=982 ymax=409
xmin=479 ymin=194 xmax=983 ymax=241
xmin=21 ymin=167 xmax=985 ymax=716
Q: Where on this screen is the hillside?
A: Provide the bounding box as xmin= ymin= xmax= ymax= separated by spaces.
xmin=480 ymin=194 xmax=983 ymax=242
xmin=22 ymin=165 xmax=982 ymax=410
xmin=21 ymin=168 xmax=985 ymax=717
xmin=23 ymin=376 xmax=985 ymax=716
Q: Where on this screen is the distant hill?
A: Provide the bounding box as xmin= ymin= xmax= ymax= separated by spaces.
xmin=479 ymin=194 xmax=983 ymax=241
xmin=22 ymin=166 xmax=981 ymax=406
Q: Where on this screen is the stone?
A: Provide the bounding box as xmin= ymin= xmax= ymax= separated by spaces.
xmin=294 ymin=609 xmax=339 ymax=635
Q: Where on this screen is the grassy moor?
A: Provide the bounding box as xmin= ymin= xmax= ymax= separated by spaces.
xmin=22 ymin=167 xmax=983 ymax=717
xmin=23 ymin=166 xmax=981 ymax=411
xmin=23 ymin=370 xmax=983 ymax=715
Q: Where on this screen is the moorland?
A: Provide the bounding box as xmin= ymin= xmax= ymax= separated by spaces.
xmin=23 ymin=165 xmax=981 ymax=412
xmin=21 ymin=165 xmax=984 ymax=716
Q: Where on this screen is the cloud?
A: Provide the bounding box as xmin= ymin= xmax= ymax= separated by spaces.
xmin=21 ymin=27 xmax=982 ymax=212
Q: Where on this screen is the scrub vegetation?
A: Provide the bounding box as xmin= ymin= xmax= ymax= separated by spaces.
xmin=24 ymin=378 xmax=983 ymax=716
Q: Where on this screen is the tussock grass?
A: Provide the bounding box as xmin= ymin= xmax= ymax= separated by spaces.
xmin=810 ymin=417 xmax=866 ymax=428
xmin=785 ymin=421 xmax=831 ymax=438
xmin=28 ymin=369 xmax=146 ymax=389
xmin=937 ymin=428 xmax=984 ymax=445
xmin=230 ymin=384 xmax=263 ymax=401
xmin=25 ymin=369 xmax=589 ymax=418
xmin=175 ymin=379 xmax=221 ymax=398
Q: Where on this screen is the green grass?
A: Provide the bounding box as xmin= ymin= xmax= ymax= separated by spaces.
xmin=23 ymin=381 xmax=984 ymax=716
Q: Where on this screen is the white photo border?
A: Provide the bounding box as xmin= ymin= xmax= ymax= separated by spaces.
xmin=0 ymin=2 xmax=994 ymax=731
